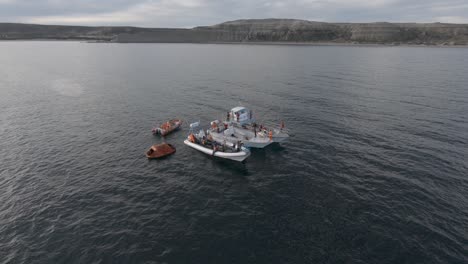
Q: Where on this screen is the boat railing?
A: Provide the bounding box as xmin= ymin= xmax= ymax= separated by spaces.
xmin=254 ymin=120 xmax=291 ymax=134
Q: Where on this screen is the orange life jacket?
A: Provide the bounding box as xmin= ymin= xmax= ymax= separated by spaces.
xmin=189 ymin=134 xmax=196 ymax=143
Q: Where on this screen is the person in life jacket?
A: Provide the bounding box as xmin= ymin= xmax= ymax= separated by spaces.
xmin=281 ymin=121 xmax=285 ymax=130
xmin=188 ymin=133 xmax=196 ymax=143
xmin=269 ymin=130 xmax=273 ymax=141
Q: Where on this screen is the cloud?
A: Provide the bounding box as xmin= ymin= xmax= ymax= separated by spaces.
xmin=436 ymin=16 xmax=468 ymax=23
xmin=430 ymin=3 xmax=468 ymax=12
xmin=24 ymin=13 xmax=140 ymax=25
xmin=1 ymin=0 xmax=468 ymax=27
xmin=19 ymin=0 xmax=212 ymax=27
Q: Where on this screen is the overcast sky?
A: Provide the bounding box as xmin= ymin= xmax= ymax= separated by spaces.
xmin=1 ymin=0 xmax=468 ymax=27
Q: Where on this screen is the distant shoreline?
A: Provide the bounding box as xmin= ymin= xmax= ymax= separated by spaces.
xmin=2 ymin=19 xmax=468 ymax=46
xmin=1 ymin=39 xmax=468 ymax=48
xmin=205 ymin=41 xmax=468 ymax=48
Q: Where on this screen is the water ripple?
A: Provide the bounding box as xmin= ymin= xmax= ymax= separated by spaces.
xmin=0 ymin=42 xmax=467 ymax=263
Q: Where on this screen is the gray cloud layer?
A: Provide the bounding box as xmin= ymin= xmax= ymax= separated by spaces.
xmin=1 ymin=0 xmax=467 ymax=27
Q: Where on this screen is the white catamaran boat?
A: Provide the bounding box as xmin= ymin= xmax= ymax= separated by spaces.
xmin=207 ymin=120 xmax=272 ymax=148
xmin=226 ymin=106 xmax=290 ymax=143
xmin=184 ymin=122 xmax=251 ymax=162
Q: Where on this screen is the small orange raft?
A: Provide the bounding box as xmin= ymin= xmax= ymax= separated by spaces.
xmin=146 ymin=143 xmax=176 ymax=159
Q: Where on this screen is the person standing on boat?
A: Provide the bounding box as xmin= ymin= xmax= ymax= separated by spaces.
xmin=236 ymin=112 xmax=240 ymax=122
xmin=211 ymin=121 xmax=220 ymax=133
xmin=253 ymin=123 xmax=257 ymax=138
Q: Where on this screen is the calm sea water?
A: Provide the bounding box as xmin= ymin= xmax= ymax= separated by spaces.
xmin=0 ymin=42 xmax=467 ymax=263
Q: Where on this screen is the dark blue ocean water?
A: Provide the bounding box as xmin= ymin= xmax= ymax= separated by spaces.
xmin=0 ymin=42 xmax=467 ymax=263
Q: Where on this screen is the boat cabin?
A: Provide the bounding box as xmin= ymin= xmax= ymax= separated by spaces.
xmin=229 ymin=107 xmax=254 ymax=125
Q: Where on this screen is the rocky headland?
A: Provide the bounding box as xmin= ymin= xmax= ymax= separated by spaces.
xmin=1 ymin=19 xmax=468 ymax=45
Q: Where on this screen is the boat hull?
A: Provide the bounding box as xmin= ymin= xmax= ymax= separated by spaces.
xmin=273 ymin=136 xmax=288 ymax=143
xmin=240 ymin=138 xmax=271 ymax=148
xmin=184 ymin=140 xmax=250 ymax=162
xmin=272 ymin=131 xmax=289 ymax=143
xmin=146 ymin=143 xmax=176 ymax=159
xmin=153 ymin=119 xmax=182 ymax=136
xmin=225 ymin=106 xmax=290 ymax=144
xmin=209 ymin=128 xmax=272 ymax=148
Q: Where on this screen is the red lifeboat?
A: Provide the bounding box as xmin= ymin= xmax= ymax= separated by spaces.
xmin=145 ymin=143 xmax=176 ymax=159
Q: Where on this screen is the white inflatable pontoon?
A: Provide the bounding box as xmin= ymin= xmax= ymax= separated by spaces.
xmin=183 ymin=140 xmax=250 ymax=162
xmin=184 ymin=122 xmax=250 ymax=162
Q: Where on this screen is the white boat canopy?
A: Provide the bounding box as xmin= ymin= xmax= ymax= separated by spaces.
xmin=230 ymin=106 xmax=254 ymax=125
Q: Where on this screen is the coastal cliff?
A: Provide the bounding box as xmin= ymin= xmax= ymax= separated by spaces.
xmin=1 ymin=19 xmax=468 ymax=45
